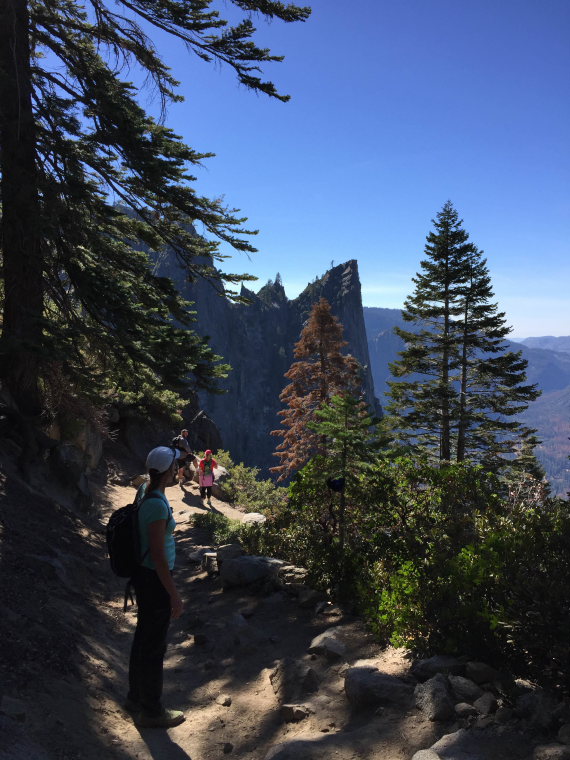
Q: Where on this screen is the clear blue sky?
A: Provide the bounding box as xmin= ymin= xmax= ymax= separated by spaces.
xmin=138 ymin=0 xmax=569 ymax=339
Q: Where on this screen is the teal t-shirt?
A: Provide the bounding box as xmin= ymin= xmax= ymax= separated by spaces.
xmin=136 ymin=486 xmax=176 ymax=570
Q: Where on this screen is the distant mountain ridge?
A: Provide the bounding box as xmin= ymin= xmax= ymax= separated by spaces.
xmin=521 ymin=336 xmax=570 ymax=354
xmin=363 ymin=307 xmax=570 ymax=495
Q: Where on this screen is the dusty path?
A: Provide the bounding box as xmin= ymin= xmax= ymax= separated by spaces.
xmin=71 ymin=477 xmax=439 ymax=760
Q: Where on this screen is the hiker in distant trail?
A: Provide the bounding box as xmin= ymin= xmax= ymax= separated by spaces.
xmin=198 ymin=449 xmax=217 ymax=505
xmin=125 ymin=446 xmax=186 ymax=728
xmin=171 ymin=428 xmax=197 ymax=488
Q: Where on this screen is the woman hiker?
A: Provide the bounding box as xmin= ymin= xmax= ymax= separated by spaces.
xmin=125 ymin=446 xmax=186 ymax=728
xmin=198 ymin=449 xmax=217 ymax=505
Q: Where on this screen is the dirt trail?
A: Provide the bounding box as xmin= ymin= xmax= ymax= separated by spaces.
xmin=0 ymin=468 xmax=530 ymax=760
xmin=74 ymin=477 xmax=436 ymax=760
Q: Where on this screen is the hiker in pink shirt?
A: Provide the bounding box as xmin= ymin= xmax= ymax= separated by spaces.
xmin=198 ymin=450 xmax=217 ymax=505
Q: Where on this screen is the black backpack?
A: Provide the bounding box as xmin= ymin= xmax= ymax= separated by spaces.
xmin=106 ymin=493 xmax=149 ymax=579
xmin=171 ymin=436 xmax=184 ymax=451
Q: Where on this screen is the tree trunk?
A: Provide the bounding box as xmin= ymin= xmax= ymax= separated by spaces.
xmin=0 ymin=0 xmax=43 ymax=415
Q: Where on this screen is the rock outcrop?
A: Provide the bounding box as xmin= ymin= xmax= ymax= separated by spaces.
xmin=154 ymin=250 xmax=379 ymax=472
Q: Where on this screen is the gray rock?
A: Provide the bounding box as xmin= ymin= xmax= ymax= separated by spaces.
xmin=220 ymin=556 xmax=284 ymax=589
xmin=473 ymin=692 xmax=497 ymax=715
xmin=448 ymin=675 xmax=484 ymax=703
xmin=465 ymin=661 xmax=499 ymax=685
xmin=454 ymin=702 xmax=478 ymax=719
xmin=242 ymin=512 xmax=267 ymax=524
xmin=216 ymin=694 xmax=232 ymax=706
xmin=431 ymin=726 xmax=529 ymax=759
xmin=345 ymin=665 xmax=413 ymax=709
xmin=414 ymin=674 xmax=455 ymax=721
xmin=559 ymin=725 xmax=570 ymax=744
xmin=533 ymin=745 xmax=570 ymax=760
xmin=412 ymin=752 xmax=441 ymax=760
xmin=269 ymin=659 xmax=320 ymax=703
xmin=280 ymin=704 xmax=311 ymax=722
xmin=308 ymin=630 xmax=346 ymax=660
xmin=516 ymin=690 xmax=558 ymax=730
xmin=411 ymin=655 xmax=465 ymax=682
xmin=216 ymin=543 xmax=244 ymax=569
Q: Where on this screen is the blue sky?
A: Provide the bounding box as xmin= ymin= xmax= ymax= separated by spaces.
xmin=138 ymin=0 xmax=569 ymax=339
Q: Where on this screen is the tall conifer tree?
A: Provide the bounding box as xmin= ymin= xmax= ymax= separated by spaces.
xmin=0 ymin=0 xmax=310 ymax=415
xmin=386 ymin=201 xmax=540 ymax=470
xmin=271 ymin=298 xmax=361 ymax=481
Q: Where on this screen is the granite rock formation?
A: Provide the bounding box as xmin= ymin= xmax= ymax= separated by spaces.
xmin=154 ymin=250 xmax=379 ymax=472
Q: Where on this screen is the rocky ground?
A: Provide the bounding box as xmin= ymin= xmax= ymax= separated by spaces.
xmin=1 ymin=448 xmax=570 ymax=760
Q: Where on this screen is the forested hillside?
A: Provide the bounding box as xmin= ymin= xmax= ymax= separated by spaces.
xmin=364 ymin=307 xmax=570 ymax=494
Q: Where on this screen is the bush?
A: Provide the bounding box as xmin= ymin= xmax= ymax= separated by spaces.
xmin=212 ymin=450 xmax=287 ymax=514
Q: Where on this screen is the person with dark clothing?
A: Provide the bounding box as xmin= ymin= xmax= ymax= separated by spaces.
xmin=172 ymin=428 xmax=197 ymax=487
xmin=125 ymin=446 xmax=185 ymax=728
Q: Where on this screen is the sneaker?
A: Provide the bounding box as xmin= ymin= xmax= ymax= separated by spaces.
xmin=123 ymin=697 xmax=141 ymax=714
xmin=135 ymin=708 xmax=186 ymax=728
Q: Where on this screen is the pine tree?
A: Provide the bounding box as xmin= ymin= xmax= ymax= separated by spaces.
xmin=271 ymin=298 xmax=361 ymax=481
xmin=309 ymin=393 xmax=378 ymax=566
xmin=386 ymin=201 xmax=540 ymax=470
xmin=0 ymin=0 xmax=310 ymax=415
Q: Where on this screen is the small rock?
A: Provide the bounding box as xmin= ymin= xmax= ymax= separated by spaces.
xmin=298 ymin=588 xmax=325 ymax=609
xmin=345 ymin=664 xmax=413 ymax=709
xmin=465 ymin=660 xmax=499 ymax=684
xmin=308 ymin=630 xmax=346 ymax=660
xmin=559 ymin=724 xmax=570 ymax=744
xmin=473 ymin=692 xmax=498 ymax=715
xmin=448 ymin=675 xmax=484 ymax=703
xmin=216 ymin=694 xmax=232 ymax=707
xmin=533 ymin=744 xmax=570 ymax=760
xmin=411 ymin=751 xmax=441 ymax=760
xmin=415 ymin=674 xmax=454 ymax=721
xmin=411 ymin=655 xmax=464 ymax=682
xmin=281 ymin=704 xmax=311 ymax=722
xmin=0 ymin=696 xmax=26 ymax=722
xmin=217 ymin=543 xmax=245 ymax=568
xmin=189 ymin=547 xmax=213 ymax=563
xmin=474 ymin=714 xmax=495 ymax=729
xmin=454 ymin=702 xmax=478 ymax=718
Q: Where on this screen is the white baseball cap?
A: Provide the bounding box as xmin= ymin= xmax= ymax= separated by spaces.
xmin=146 ymin=446 xmax=177 ymax=473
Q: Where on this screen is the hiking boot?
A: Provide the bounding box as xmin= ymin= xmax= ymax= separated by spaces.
xmin=207 ymin=497 xmax=212 ymax=505
xmin=135 ymin=708 xmax=185 ymax=728
xmin=123 ymin=697 xmax=141 ymax=714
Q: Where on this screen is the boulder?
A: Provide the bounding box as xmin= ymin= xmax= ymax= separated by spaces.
xmin=465 ymin=661 xmax=499 ymax=685
xmin=448 ymin=675 xmax=484 ymax=703
xmin=516 ymin=690 xmax=558 ymax=730
xmin=242 ymin=512 xmax=267 ymax=525
xmin=220 ymin=556 xmax=285 ymax=589
xmin=269 ymin=659 xmax=319 ymax=703
xmin=411 ymin=655 xmax=465 ymax=682
xmin=216 ymin=543 xmax=245 ymax=569
xmin=308 ymin=630 xmax=346 ymax=660
xmin=414 ymin=674 xmax=455 ymax=722
xmin=473 ymin=692 xmax=497 ymax=715
xmin=345 ymin=664 xmax=413 ymax=709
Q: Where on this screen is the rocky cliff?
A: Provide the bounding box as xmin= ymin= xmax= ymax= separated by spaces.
xmin=154 ymin=251 xmax=379 ymax=472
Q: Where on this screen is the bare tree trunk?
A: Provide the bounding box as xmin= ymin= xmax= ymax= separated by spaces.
xmin=0 ymin=0 xmax=43 ymax=415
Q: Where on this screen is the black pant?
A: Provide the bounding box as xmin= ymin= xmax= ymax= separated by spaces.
xmin=200 ymin=485 xmax=212 ymax=499
xmin=128 ymin=567 xmax=171 ymax=716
